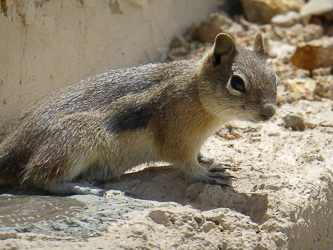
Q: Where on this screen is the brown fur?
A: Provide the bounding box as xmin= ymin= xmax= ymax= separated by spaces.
xmin=0 ymin=33 xmax=278 ymax=195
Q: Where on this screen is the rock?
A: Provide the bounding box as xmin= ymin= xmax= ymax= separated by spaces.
xmin=202 ymin=221 xmax=216 ymax=233
xmin=277 ymin=91 xmax=302 ymax=105
xmin=273 ymin=24 xmax=324 ymax=45
xmin=268 ymin=40 xmax=296 ymax=61
xmin=287 ymin=78 xmax=317 ymax=93
xmin=283 ymin=114 xmax=306 ymax=131
xmin=240 ymin=0 xmax=305 ymax=24
xmin=149 ymin=210 xmax=172 ymax=227
xmin=194 ymin=13 xmax=234 ymax=43
xmin=225 ymin=22 xmax=245 ymax=37
xmin=202 ymin=209 xmax=227 ymax=225
xmin=291 ymin=36 xmax=333 ymax=70
xmin=271 ymin=11 xmax=301 ymax=27
xmin=193 ymin=13 xmax=245 ymax=43
xmin=268 ymin=132 xmax=281 ymax=136
xmin=170 ymin=36 xmax=188 ymax=48
xmin=287 ymin=78 xmax=317 ymax=101
xmin=294 ymin=69 xmax=311 ymax=78
xmin=312 ymin=67 xmax=333 ymax=100
xmin=312 ymin=67 xmax=332 ymax=77
xmin=314 ymin=81 xmax=333 ymax=100
xmin=320 ymin=121 xmax=333 ymax=127
xmin=301 ymin=24 xmax=325 ymax=42
xmin=167 ymin=47 xmax=188 ymax=60
xmin=233 ymin=15 xmax=259 ymax=32
xmin=226 ymin=134 xmax=235 ymax=140
xmin=300 ymin=0 xmax=333 ymax=21
xmin=233 ymin=132 xmax=243 ymax=139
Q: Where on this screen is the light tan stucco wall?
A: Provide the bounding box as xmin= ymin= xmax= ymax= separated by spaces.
xmin=0 ymin=0 xmax=221 ymax=131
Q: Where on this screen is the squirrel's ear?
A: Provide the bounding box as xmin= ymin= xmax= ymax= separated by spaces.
xmin=253 ymin=33 xmax=265 ymax=55
xmin=213 ymin=33 xmax=236 ymax=67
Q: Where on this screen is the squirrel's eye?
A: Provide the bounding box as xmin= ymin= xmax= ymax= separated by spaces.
xmin=230 ymin=75 xmax=245 ymax=92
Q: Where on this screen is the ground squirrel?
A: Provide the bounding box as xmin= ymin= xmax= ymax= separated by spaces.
xmin=0 ymin=33 xmax=277 ymax=195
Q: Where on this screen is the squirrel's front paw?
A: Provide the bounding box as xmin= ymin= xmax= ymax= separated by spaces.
xmin=199 ymin=167 xmax=235 ymax=187
xmin=180 ymin=160 xmax=235 ymax=188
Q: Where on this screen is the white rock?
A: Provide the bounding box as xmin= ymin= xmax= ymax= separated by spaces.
xmin=271 ymin=11 xmax=301 ymax=27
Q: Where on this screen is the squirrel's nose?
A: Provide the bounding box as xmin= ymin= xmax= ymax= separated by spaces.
xmin=261 ymin=103 xmax=276 ymax=120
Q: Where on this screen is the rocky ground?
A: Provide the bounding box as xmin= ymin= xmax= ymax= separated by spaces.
xmin=1 ymin=0 xmax=333 ymax=249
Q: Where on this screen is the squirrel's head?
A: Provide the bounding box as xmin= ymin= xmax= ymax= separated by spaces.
xmin=199 ymin=33 xmax=278 ymax=123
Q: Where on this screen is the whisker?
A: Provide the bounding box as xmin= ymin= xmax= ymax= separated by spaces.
xmin=277 ymin=107 xmax=298 ymax=116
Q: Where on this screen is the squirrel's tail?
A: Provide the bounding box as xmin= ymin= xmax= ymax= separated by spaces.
xmin=0 ymin=133 xmax=31 ymax=186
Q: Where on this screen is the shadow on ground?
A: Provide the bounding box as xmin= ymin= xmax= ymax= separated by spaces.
xmin=104 ymin=165 xmax=268 ymax=224
xmin=0 ymin=165 xmax=268 ymax=225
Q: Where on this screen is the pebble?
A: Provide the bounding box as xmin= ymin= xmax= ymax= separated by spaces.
xmin=314 ymin=80 xmax=333 ymax=100
xmin=271 ymin=11 xmax=301 ymax=27
xmin=265 ymin=182 xmax=285 ymax=191
xmin=194 ymin=13 xmax=233 ymax=43
xmin=320 ymin=121 xmax=333 ymax=127
xmin=312 ymin=67 xmax=332 ymax=77
xmin=226 ymin=134 xmax=235 ymax=140
xmin=287 ymin=78 xmax=317 ymax=94
xmin=283 ymin=114 xmax=306 ymax=131
xmin=170 ymin=36 xmax=188 ymax=48
xmin=294 ymin=69 xmax=311 ymax=78
xmin=168 ymin=47 xmax=188 ymax=60
xmin=202 ymin=221 xmax=216 ymax=233
xmin=268 ymin=132 xmax=281 ymax=137
xmin=291 ymin=36 xmax=333 ymax=70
